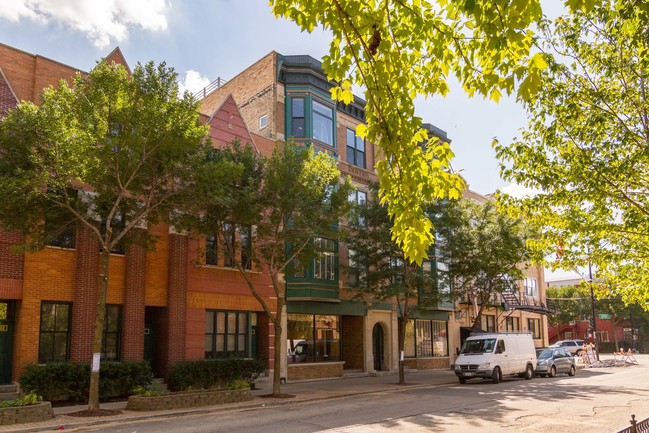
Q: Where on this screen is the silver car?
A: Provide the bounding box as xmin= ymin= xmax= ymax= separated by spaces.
xmin=535 ymin=347 xmax=576 ymax=378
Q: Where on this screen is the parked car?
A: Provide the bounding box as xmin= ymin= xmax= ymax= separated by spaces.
xmin=454 ymin=332 xmax=537 ymax=384
xmin=535 ymin=347 xmax=576 ymax=377
xmin=550 ymin=339 xmax=585 ymax=355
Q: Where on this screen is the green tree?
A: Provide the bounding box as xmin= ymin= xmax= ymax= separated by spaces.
xmin=430 ymin=199 xmax=531 ymax=330
xmin=494 ymin=2 xmax=649 ymax=308
xmin=189 ymin=141 xmax=351 ymax=396
xmin=270 ymin=0 xmax=601 ymax=265
xmin=343 ymin=184 xmax=438 ymax=385
xmin=546 ymin=285 xmax=591 ymax=328
xmin=0 ymin=61 xmax=209 ymax=410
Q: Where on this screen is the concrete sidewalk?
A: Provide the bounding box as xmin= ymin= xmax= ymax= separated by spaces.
xmin=0 ymin=369 xmax=458 ymax=432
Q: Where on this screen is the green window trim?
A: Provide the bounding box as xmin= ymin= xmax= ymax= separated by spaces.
xmin=287 ymin=94 xmax=337 ymax=149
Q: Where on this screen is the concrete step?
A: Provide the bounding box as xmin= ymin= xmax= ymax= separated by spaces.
xmin=149 ymin=377 xmax=168 ymax=392
xmin=343 ymin=369 xmax=367 ymax=378
xmin=0 ymin=392 xmax=20 ymax=401
xmin=0 ymin=384 xmax=17 ymax=393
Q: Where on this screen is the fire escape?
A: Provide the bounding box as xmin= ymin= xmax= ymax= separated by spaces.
xmin=500 ymin=289 xmax=556 ymax=315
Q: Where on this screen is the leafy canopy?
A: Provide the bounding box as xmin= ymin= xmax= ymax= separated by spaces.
xmin=494 ymin=2 xmax=649 ymax=308
xmin=429 ymin=198 xmax=531 ymax=329
xmin=270 ymin=0 xmax=599 ymax=264
xmin=0 ymin=60 xmax=209 ymax=251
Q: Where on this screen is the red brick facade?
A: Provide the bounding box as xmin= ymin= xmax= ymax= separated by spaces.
xmin=0 ymin=42 xmax=276 ymax=384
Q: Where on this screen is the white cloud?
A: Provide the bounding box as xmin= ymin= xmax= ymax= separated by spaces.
xmin=178 ymin=70 xmax=211 ymax=96
xmin=499 ymin=183 xmax=542 ymax=199
xmin=0 ymin=0 xmax=169 ymax=48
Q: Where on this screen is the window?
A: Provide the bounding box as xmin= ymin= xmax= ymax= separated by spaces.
xmin=314 ymin=237 xmax=336 ymax=280
xmin=205 ymin=310 xmax=255 ymax=358
xmin=102 ymin=305 xmax=121 ymax=361
xmin=347 ymin=249 xmax=367 ymax=287
xmin=287 ymin=314 xmax=340 ymax=363
xmin=528 ymin=318 xmax=542 ymax=339
xmin=240 ymin=226 xmax=252 ymax=270
xmin=205 ymin=233 xmax=217 ymax=265
xmin=348 ymin=189 xmax=367 ymax=226
xmin=312 ymin=100 xmax=333 ymax=146
xmin=222 ymin=223 xmax=235 ymax=267
xmin=481 ymin=314 xmax=496 ymax=333
xmin=564 ymin=330 xmax=573 ymax=340
xmin=346 ymin=128 xmax=366 ymax=168
xmin=39 ymin=302 xmax=71 ymax=363
xmin=259 ymin=115 xmax=267 ymax=129
xmin=292 ymin=98 xmax=305 ymax=137
xmin=404 ymin=319 xmax=448 ymax=358
xmin=45 ymin=215 xmax=76 ymax=249
xmin=524 ymin=277 xmax=538 ymax=297
xmin=505 ymin=316 xmax=520 ymax=331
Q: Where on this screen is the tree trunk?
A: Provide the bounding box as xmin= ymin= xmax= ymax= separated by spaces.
xmin=272 ymin=298 xmax=284 ymax=396
xmin=397 ymin=316 xmax=406 ymax=385
xmin=88 ymin=246 xmax=110 ymax=410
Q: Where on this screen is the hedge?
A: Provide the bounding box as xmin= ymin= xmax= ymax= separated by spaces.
xmin=20 ymin=361 xmax=153 ymax=403
xmin=170 ymin=359 xmax=265 ymax=391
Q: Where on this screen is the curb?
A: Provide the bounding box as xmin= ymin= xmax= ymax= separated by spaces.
xmin=1 ymin=379 xmax=458 ymax=433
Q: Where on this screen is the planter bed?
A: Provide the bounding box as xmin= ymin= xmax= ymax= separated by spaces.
xmin=0 ymin=402 xmax=54 ymax=425
xmin=126 ymin=388 xmax=252 ymax=411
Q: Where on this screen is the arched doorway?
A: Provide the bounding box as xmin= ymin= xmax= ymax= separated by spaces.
xmin=372 ymin=323 xmax=385 ymax=371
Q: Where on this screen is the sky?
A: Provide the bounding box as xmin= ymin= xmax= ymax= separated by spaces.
xmin=0 ymin=0 xmax=577 ymax=280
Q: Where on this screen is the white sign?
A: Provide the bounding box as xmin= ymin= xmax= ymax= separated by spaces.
xmin=92 ymin=353 xmax=101 ymax=372
xmin=400 ymin=350 xmax=404 ymax=361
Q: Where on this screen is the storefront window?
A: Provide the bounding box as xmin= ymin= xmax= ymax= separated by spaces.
xmin=405 ymin=319 xmax=448 ymax=358
xmin=287 ymin=314 xmax=340 ymax=363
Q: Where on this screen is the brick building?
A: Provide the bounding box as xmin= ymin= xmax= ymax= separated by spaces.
xmin=0 ymin=42 xmax=276 ymax=384
xmin=0 ymin=42 xmax=550 ymax=386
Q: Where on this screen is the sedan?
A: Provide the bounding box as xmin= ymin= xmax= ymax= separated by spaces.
xmin=535 ymin=347 xmax=576 ymax=378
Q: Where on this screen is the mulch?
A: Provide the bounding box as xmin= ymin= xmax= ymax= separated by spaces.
xmin=258 ymin=393 xmax=296 ymax=399
xmin=66 ymin=408 xmax=123 ymax=417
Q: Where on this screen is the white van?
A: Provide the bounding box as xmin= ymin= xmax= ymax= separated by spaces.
xmin=453 ymin=332 xmax=537 ymax=384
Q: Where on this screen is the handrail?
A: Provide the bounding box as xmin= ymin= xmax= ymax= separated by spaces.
xmin=193 ymin=77 xmax=228 ymax=100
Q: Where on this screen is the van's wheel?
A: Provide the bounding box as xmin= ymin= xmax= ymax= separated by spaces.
xmin=459 ymin=377 xmax=467 ymax=384
xmin=492 ymin=367 xmax=501 ymax=384
xmin=548 ymin=365 xmax=556 ymax=378
xmin=524 ymin=364 xmax=534 ymax=380
xmin=568 ymin=365 xmax=576 ymax=377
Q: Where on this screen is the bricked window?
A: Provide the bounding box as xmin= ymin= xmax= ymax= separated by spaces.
xmin=38 ymin=302 xmax=71 ymax=363
xmin=291 ymin=98 xmax=305 ymax=137
xmin=287 ymin=314 xmax=340 ymax=363
xmin=205 ymin=311 xmax=253 ymax=359
xmin=102 ymin=305 xmax=121 ymax=361
xmin=404 ymin=319 xmax=448 ymax=358
xmin=528 ymin=318 xmax=542 ymax=339
xmin=346 ymin=128 xmax=366 ymax=168
xmin=313 ymin=237 xmax=336 ymax=281
xmin=205 ymin=233 xmax=217 ymax=265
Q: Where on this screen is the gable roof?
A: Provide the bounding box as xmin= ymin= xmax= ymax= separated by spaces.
xmin=203 ymin=93 xmax=258 ymax=153
xmin=0 ymin=67 xmax=18 ymax=117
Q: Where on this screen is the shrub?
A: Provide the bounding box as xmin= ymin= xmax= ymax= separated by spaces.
xmin=225 ymin=379 xmax=250 ymax=390
xmin=20 ymin=361 xmax=153 ymax=403
xmin=170 ymin=359 xmax=264 ymax=391
xmin=0 ymin=391 xmax=42 ymax=408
